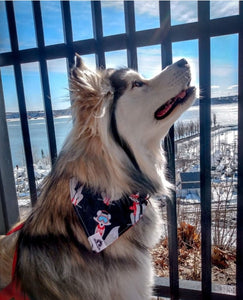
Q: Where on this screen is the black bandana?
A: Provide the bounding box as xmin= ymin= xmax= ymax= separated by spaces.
xmin=70 ymin=178 xmax=149 ymax=253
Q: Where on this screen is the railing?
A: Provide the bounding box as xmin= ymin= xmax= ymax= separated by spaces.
xmin=0 ymin=1 xmax=242 ymax=299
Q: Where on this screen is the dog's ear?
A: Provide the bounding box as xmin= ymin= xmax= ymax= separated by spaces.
xmin=70 ymin=53 xmax=100 ymax=97
xmin=70 ymin=55 xmax=114 ymax=131
xmin=72 ymin=53 xmax=89 ymax=78
xmin=75 ymin=53 xmax=83 ymax=69
xmin=70 ymin=54 xmax=113 ymax=101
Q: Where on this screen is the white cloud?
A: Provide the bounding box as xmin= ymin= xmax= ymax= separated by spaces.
xmin=21 ymin=62 xmax=40 ymax=73
xmin=210 ymin=0 xmax=239 ymax=19
xmin=101 ymin=1 xmax=124 ymax=10
xmin=101 ymin=0 xmax=239 ymax=26
xmin=18 ymin=59 xmax=67 ymax=75
xmin=82 ymin=54 xmax=97 ymax=71
xmin=47 ymin=59 xmax=68 ymax=74
xmin=137 ymin=46 xmax=161 ymax=78
xmin=134 ymin=1 xmax=159 ymax=17
xmin=211 ymin=64 xmax=235 ymax=78
xmin=18 ymin=55 xmax=95 ymax=75
xmin=105 ymin=50 xmax=127 ymax=69
xmin=170 ymin=1 xmax=198 ymax=25
xmin=211 ymin=84 xmax=238 ymax=97
xmin=40 ymin=1 xmax=61 ymax=14
xmin=101 ymin=0 xmax=159 ymax=17
xmin=226 ymin=84 xmax=238 ymax=96
xmin=227 ymin=85 xmax=238 ymax=90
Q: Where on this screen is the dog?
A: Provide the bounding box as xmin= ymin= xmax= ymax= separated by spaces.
xmin=0 ymin=55 xmax=196 ymax=300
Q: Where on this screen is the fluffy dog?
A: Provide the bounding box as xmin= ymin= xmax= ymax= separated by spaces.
xmin=0 ymin=55 xmax=196 ymax=300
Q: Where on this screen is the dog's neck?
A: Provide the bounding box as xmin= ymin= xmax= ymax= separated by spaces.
xmin=61 ymin=135 xmax=172 ymax=203
xmin=120 ymin=137 xmax=172 ymax=197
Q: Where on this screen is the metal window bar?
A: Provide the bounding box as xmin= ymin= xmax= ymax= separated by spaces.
xmin=60 ymin=0 xmax=75 ymax=70
xmin=0 ymin=70 xmax=19 ymax=234
xmin=236 ymin=2 xmax=243 ymax=300
xmin=159 ymin=2 xmax=179 ymax=300
xmin=124 ymin=1 xmax=138 ymax=70
xmin=5 ymin=0 xmax=37 ymax=205
xmin=0 ymin=1 xmax=242 ymax=299
xmin=198 ymin=2 xmax=212 ymax=298
xmin=32 ymin=1 xmax=58 ymax=166
xmin=91 ymin=0 xmax=106 ymax=68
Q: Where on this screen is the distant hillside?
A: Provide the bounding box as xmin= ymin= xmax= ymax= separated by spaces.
xmin=6 ymin=95 xmax=238 ymax=119
xmin=193 ymin=95 xmax=238 ymax=106
xmin=6 ymin=108 xmax=71 ymax=120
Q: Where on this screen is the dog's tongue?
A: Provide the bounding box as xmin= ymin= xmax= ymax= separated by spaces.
xmin=156 ymin=90 xmax=187 ymax=118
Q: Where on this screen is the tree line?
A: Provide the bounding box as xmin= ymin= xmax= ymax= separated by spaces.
xmin=175 ymin=113 xmax=217 ymax=140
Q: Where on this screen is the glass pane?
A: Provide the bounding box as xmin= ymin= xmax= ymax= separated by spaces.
xmin=101 ymin=1 xmax=125 ymax=36
xmin=70 ymin=1 xmax=93 ymax=40
xmin=105 ymin=50 xmax=127 ymax=69
xmin=210 ymin=34 xmax=238 ymax=286
xmin=172 ymin=40 xmax=201 ymax=283
xmin=172 ymin=39 xmax=200 ymax=173
xmin=0 ymin=2 xmax=11 ymax=53
xmin=172 ymin=39 xmax=199 ymax=92
xmin=21 ymin=62 xmax=51 ymax=166
xmin=47 ymin=58 xmax=69 ymax=110
xmin=210 ymin=0 xmax=239 ymax=19
xmin=171 ymin=1 xmax=197 ymax=26
xmin=1 ymin=66 xmax=25 ymax=167
xmin=134 ymin=0 xmax=160 ymax=31
xmin=1 ymin=66 xmax=31 ymax=217
xmin=13 ymin=1 xmax=36 ymax=50
xmin=211 ymin=34 xmax=238 ymax=101
xmin=137 ymin=45 xmax=161 ymax=78
xmin=41 ymin=1 xmax=64 ymax=46
xmin=47 ymin=58 xmax=72 ymax=153
xmin=82 ymin=54 xmax=96 ymax=71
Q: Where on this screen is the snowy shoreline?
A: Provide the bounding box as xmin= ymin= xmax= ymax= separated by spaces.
xmin=7 ymin=115 xmax=72 ymax=122
xmin=14 ymin=124 xmax=237 ymax=203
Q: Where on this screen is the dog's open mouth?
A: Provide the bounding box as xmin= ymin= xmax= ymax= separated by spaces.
xmin=154 ymin=86 xmax=195 ymax=120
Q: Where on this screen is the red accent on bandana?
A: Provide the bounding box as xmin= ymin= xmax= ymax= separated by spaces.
xmin=0 ymin=223 xmax=30 ymax=300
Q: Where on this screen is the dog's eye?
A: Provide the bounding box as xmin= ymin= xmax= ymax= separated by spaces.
xmin=132 ymin=81 xmax=144 ymax=88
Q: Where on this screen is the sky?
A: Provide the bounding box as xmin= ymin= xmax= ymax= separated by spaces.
xmin=0 ymin=0 xmax=240 ymax=112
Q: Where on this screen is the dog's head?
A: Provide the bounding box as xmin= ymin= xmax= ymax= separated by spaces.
xmin=71 ymin=54 xmax=195 ymax=142
xmin=108 ymin=58 xmax=196 ymax=146
xmin=69 ymin=54 xmax=196 ymax=194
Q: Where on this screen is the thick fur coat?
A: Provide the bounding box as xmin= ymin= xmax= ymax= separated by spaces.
xmin=0 ymin=55 xmax=196 ymax=300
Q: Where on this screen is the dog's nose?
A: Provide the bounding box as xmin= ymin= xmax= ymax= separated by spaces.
xmin=176 ymin=58 xmax=188 ymax=68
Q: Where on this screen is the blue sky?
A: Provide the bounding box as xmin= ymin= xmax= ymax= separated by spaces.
xmin=0 ymin=0 xmax=239 ymax=112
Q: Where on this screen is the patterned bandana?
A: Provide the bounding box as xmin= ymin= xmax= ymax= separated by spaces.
xmin=70 ymin=177 xmax=149 ymax=253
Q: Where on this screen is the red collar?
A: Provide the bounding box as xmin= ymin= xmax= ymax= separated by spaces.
xmin=0 ymin=223 xmax=30 ymax=300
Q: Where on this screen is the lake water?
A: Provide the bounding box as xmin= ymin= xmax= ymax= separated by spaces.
xmin=7 ymin=103 xmax=238 ymax=167
xmin=7 ymin=117 xmax=73 ymax=167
